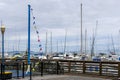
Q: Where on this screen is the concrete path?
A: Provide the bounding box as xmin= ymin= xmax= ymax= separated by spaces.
xmin=11 ymin=75 xmax=112 ymax=80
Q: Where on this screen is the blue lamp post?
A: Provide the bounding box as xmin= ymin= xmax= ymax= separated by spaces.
xmin=28 ymin=4 xmax=31 ymax=65
xmin=25 ymin=4 xmax=31 ymax=75
xmin=1 ymin=24 xmax=5 ymax=73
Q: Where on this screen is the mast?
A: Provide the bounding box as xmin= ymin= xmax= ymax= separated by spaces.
xmin=91 ymin=21 xmax=98 ymax=57
xmin=85 ymin=29 xmax=87 ymax=54
xmin=45 ymin=32 xmax=48 ymax=55
xmin=107 ymin=35 xmax=111 ymax=53
xmin=64 ymin=30 xmax=67 ymax=54
xmin=80 ymin=3 xmax=83 ymax=54
xmin=57 ymin=40 xmax=58 ymax=53
xmin=111 ymin=35 xmax=115 ymax=54
xmin=50 ymin=32 xmax=52 ymax=54
xmin=18 ymin=36 xmax=20 ymax=51
xmin=91 ymin=32 xmax=95 ymax=57
xmin=118 ymin=30 xmax=120 ymax=53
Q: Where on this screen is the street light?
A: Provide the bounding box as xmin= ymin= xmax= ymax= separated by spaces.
xmin=1 ymin=25 xmax=5 ymax=34
xmin=1 ymin=25 xmax=5 ymax=63
xmin=1 ymin=24 xmax=5 ymax=74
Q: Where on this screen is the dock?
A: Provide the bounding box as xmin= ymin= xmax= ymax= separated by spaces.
xmin=1 ymin=59 xmax=120 ymax=80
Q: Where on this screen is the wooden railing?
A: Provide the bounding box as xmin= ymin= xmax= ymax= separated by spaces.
xmin=0 ymin=59 xmax=120 ymax=77
xmin=58 ymin=60 xmax=120 ymax=77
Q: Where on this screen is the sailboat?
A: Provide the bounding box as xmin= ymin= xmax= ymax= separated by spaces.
xmin=33 ymin=52 xmax=47 ymax=59
xmin=11 ymin=51 xmax=22 ymax=60
xmin=107 ymin=35 xmax=120 ymax=61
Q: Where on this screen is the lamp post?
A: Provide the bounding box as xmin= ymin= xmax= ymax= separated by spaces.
xmin=1 ymin=25 xmax=5 ymax=74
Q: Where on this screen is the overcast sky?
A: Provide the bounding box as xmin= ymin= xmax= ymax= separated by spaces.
xmin=0 ymin=0 xmax=120 ymax=54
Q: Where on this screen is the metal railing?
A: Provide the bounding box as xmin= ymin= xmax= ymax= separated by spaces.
xmin=0 ymin=61 xmax=32 ymax=80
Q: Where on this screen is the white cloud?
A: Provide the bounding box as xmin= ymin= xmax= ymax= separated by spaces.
xmin=0 ymin=0 xmax=120 ymax=53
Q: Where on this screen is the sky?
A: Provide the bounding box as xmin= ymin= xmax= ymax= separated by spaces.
xmin=0 ymin=0 xmax=120 ymax=54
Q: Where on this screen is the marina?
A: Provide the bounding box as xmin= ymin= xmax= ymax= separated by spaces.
xmin=0 ymin=0 xmax=120 ymax=80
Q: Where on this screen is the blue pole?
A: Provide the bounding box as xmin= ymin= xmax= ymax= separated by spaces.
xmin=28 ymin=4 xmax=31 ymax=65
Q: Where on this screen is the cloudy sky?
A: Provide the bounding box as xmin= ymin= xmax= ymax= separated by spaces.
xmin=0 ymin=0 xmax=120 ymax=54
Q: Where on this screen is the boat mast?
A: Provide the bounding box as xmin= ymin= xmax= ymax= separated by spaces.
xmin=64 ymin=30 xmax=67 ymax=54
xmin=18 ymin=36 xmax=20 ymax=51
xmin=85 ymin=29 xmax=87 ymax=54
xmin=107 ymin=35 xmax=111 ymax=53
xmin=45 ymin=32 xmax=48 ymax=55
xmin=57 ymin=40 xmax=58 ymax=53
xmin=50 ymin=32 xmax=52 ymax=54
xmin=119 ymin=30 xmax=120 ymax=52
xmin=111 ymin=35 xmax=116 ymax=54
xmin=80 ymin=3 xmax=83 ymax=54
xmin=91 ymin=20 xmax=98 ymax=58
xmin=91 ymin=32 xmax=95 ymax=57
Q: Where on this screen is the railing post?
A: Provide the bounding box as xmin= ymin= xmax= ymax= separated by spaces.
xmin=83 ymin=61 xmax=86 ymax=74
xmin=68 ymin=61 xmax=71 ymax=73
xmin=56 ymin=61 xmax=59 ymax=75
xmin=1 ymin=63 xmax=3 ymax=79
xmin=41 ymin=60 xmax=43 ymax=76
xmin=22 ymin=62 xmax=24 ymax=78
xmin=118 ymin=62 xmax=120 ymax=77
xmin=38 ymin=61 xmax=40 ymax=72
xmin=99 ymin=62 xmax=102 ymax=76
xmin=1 ymin=63 xmax=5 ymax=79
xmin=30 ymin=63 xmax=32 ymax=80
xmin=17 ymin=62 xmax=19 ymax=79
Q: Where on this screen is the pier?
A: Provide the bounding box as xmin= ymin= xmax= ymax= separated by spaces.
xmin=0 ymin=59 xmax=120 ymax=79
